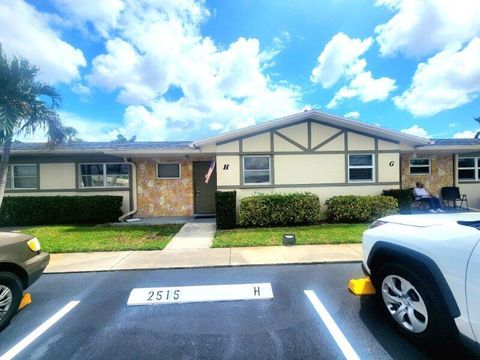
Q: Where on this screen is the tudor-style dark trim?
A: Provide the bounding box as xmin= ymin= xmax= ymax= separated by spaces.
xmin=307 ymin=120 xmax=312 ymax=150
xmin=215 ymin=150 xmax=400 ymax=156
xmin=216 ymin=117 xmax=401 ymax=148
xmin=5 ymin=187 xmax=130 ymax=193
xmin=273 ymin=130 xmax=308 ymax=151
xmin=217 ymin=181 xmax=399 ymax=190
xmin=374 ymin=139 xmax=379 ymax=183
xmin=311 ymin=130 xmax=344 ymax=151
xmin=344 ymin=132 xmax=348 ymax=183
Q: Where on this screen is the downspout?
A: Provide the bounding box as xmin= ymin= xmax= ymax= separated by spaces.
xmin=119 ymin=158 xmax=138 ymax=221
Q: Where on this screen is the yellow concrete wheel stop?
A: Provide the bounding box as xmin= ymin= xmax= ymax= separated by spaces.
xmin=18 ymin=292 xmax=32 ymax=310
xmin=348 ymin=277 xmax=376 ymax=296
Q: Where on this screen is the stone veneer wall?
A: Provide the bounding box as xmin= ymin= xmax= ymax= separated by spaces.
xmin=134 ymin=158 xmax=194 ymax=217
xmin=401 ymin=154 xmax=454 ymax=196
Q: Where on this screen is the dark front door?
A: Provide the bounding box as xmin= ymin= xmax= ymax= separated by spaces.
xmin=193 ymin=161 xmax=217 ymax=214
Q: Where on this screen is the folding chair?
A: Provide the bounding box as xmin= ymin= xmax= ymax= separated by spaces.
xmin=441 ymin=187 xmax=469 ymax=211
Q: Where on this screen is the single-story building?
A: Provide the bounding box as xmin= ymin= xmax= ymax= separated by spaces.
xmin=4 ymin=110 xmax=480 ymax=218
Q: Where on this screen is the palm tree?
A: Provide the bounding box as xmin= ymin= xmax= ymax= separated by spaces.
xmin=0 ymin=45 xmax=65 ymax=206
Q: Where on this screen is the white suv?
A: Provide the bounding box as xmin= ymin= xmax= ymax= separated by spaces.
xmin=362 ymin=213 xmax=479 ymax=351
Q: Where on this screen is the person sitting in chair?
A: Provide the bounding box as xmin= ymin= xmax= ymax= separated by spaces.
xmin=413 ymin=182 xmax=445 ymax=213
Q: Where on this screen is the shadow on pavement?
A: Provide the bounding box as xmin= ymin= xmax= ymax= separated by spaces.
xmin=357 ymin=297 xmax=479 ymax=360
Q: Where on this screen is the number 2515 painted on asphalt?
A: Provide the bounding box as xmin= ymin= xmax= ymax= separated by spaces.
xmin=147 ymin=289 xmax=180 ymax=301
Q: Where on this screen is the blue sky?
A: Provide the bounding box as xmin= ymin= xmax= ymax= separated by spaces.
xmin=1 ymin=0 xmax=480 ymax=141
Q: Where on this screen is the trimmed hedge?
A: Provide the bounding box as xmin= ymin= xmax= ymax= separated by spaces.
xmin=325 ymin=195 xmax=398 ymax=223
xmin=239 ymin=192 xmax=321 ymax=227
xmin=382 ymin=189 xmax=413 ymax=213
xmin=215 ymin=191 xmax=236 ymax=229
xmin=0 ymin=195 xmax=123 ymax=226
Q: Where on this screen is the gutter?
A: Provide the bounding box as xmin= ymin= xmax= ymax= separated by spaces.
xmin=118 ymin=158 xmax=138 ymax=221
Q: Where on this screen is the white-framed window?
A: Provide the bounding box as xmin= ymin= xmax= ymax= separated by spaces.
xmin=157 ymin=163 xmax=181 ymax=179
xmin=409 ymin=158 xmax=430 ymax=175
xmin=5 ymin=164 xmax=38 ymax=189
xmin=458 ymin=157 xmax=479 ymax=181
xmin=79 ymin=163 xmax=129 ymax=188
xmin=348 ymin=154 xmax=374 ymax=182
xmin=243 ymin=155 xmax=271 ymax=185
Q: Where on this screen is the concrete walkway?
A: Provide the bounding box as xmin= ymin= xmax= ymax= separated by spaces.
xmin=44 ymin=244 xmax=362 ymax=273
xmin=164 ymin=220 xmax=216 ymax=250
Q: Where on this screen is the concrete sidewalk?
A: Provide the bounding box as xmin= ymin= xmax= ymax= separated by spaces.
xmin=44 ymin=244 xmax=362 ymax=273
xmin=164 ymin=221 xmax=216 ymax=250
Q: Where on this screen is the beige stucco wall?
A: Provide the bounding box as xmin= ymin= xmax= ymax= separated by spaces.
xmin=216 ymin=155 xmax=240 ymax=186
xmin=378 ymin=140 xmax=399 ymax=151
xmin=39 ymin=163 xmax=76 ymax=189
xmin=348 ymin=133 xmax=375 ymax=150
xmin=378 ymin=153 xmax=400 ymax=183
xmin=457 ymin=183 xmax=480 ymax=209
xmin=5 ymin=191 xmax=131 ymax=213
xmin=401 ymin=154 xmax=454 ymax=196
xmin=274 ymin=154 xmax=345 ymax=184
xmin=311 ymin=123 xmax=340 ymax=148
xmin=277 ymin=122 xmax=308 ymax=147
xmin=134 ymin=158 xmax=194 ymax=217
xmin=242 ymin=133 xmax=271 ymax=152
xmin=217 ymin=140 xmax=239 ymax=153
xmin=273 ymin=133 xmax=302 ymax=152
xmin=316 ymin=133 xmax=344 ymax=151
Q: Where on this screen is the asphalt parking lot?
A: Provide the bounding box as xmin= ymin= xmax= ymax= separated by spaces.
xmin=0 ymin=263 xmax=474 ymax=359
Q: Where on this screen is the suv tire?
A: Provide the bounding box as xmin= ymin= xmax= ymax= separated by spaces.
xmin=373 ymin=261 xmax=457 ymax=348
xmin=0 ymin=272 xmax=23 ymax=332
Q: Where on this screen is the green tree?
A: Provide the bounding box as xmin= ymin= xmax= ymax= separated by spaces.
xmin=112 ymin=134 xmax=136 ymax=143
xmin=64 ymin=126 xmax=82 ymax=143
xmin=0 ymin=46 xmax=65 ymax=206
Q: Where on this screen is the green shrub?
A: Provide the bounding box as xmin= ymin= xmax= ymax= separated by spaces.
xmin=215 ymin=191 xmax=236 ymax=229
xmin=382 ymin=189 xmax=413 ymax=213
xmin=239 ymin=192 xmax=321 ymax=227
xmin=0 ymin=196 xmax=123 ymax=226
xmin=325 ymin=195 xmax=398 ymax=223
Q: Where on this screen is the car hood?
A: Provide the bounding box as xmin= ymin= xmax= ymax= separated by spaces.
xmin=0 ymin=231 xmax=34 ymax=246
xmin=378 ymin=212 xmax=480 ymax=227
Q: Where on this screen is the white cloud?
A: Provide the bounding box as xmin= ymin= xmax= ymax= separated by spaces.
xmin=0 ymin=0 xmax=86 ymax=83
xmin=51 ymin=0 xmax=125 ymax=37
xmin=311 ymin=33 xmax=396 ymax=108
xmin=344 ymin=111 xmax=360 ymax=119
xmin=14 ymin=111 xmax=117 ymax=142
xmin=401 ymin=124 xmax=430 ymax=138
xmin=310 ymin=33 xmax=372 ymax=88
xmin=453 ymin=130 xmax=479 ymax=139
xmin=84 ymin=0 xmax=301 ymax=140
xmin=375 ymin=0 xmax=480 ymax=57
xmin=393 ymin=38 xmax=480 ymax=116
xmin=327 ymin=69 xmax=397 ymax=108
xmin=448 ymin=122 xmax=459 ymax=128
xmin=71 ymin=83 xmax=91 ymax=95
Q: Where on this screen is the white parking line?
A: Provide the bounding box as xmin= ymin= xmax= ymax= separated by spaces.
xmin=304 ymin=290 xmax=360 ymax=360
xmin=0 ymin=301 xmax=80 ymax=360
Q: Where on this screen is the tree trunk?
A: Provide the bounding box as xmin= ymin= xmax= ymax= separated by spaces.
xmin=0 ymin=137 xmax=12 ymax=208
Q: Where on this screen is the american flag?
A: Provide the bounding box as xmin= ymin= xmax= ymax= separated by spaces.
xmin=205 ymin=160 xmax=216 ymax=184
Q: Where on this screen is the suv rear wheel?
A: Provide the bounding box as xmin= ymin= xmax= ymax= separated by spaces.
xmin=0 ymin=272 xmax=23 ymax=332
xmin=373 ymin=261 xmax=457 ymax=348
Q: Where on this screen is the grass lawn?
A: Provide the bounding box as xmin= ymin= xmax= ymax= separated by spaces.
xmin=20 ymin=224 xmax=183 ymax=253
xmin=213 ymin=223 xmax=369 ymax=248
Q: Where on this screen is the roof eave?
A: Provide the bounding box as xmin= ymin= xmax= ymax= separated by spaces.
xmin=193 ymin=110 xmax=430 ymax=147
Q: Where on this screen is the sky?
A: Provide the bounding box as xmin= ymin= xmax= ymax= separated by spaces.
xmin=1 ymin=0 xmax=480 ymax=142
